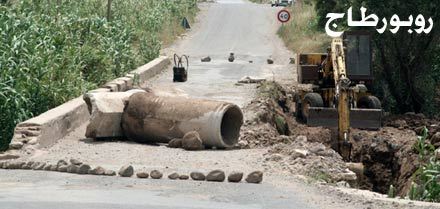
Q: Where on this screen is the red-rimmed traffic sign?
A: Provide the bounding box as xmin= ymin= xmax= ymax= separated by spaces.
xmin=277 ymin=9 xmax=291 ymax=23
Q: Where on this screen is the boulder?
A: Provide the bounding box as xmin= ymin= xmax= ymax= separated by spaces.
xmin=201 ymin=56 xmax=211 ymax=62
xmin=227 ymin=171 xmax=243 ymax=183
xmin=89 ymin=166 xmax=106 ymax=175
xmin=104 ymin=170 xmax=116 ymax=176
xmin=9 ymin=142 xmax=24 ymax=150
xmin=35 ymin=162 xmax=46 ymax=170
xmin=43 ymin=164 xmax=52 ymax=171
xmin=58 ymin=165 xmax=68 ymax=172
xmin=267 ymin=58 xmax=274 ymax=64
xmin=168 ymin=138 xmax=183 ymax=148
xmin=237 ymin=76 xmax=266 ymax=84
xmin=136 ymin=172 xmax=149 ymax=178
xmin=245 ymin=171 xmax=263 ymax=184
xmin=150 ymin=170 xmax=163 ymax=179
xmin=190 ymin=171 xmax=206 ymax=181
xmin=228 ymin=53 xmax=235 ymax=62
xmin=57 ymin=160 xmax=68 ymax=168
xmin=77 ymin=164 xmax=91 ymax=174
xmin=291 ymin=149 xmax=309 ymax=159
xmin=182 ymin=131 xmax=204 ymax=151
xmin=168 ymin=172 xmax=180 ymax=180
xmin=50 ymin=165 xmax=58 ymax=171
xmin=118 ymin=165 xmax=134 ymax=177
xmin=206 ymin=170 xmax=225 ymax=182
xmin=431 ymin=132 xmax=440 ymax=147
xmin=66 ymin=164 xmax=79 ymax=173
xmin=70 ymin=159 xmax=82 ymax=166
xmin=84 ymin=89 xmax=144 ymax=139
xmin=179 ymin=175 xmax=189 ymax=180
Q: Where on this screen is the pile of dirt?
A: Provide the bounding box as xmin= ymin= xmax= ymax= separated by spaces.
xmin=239 ymin=81 xmax=440 ymax=198
xmin=239 ymin=82 xmax=352 ymax=183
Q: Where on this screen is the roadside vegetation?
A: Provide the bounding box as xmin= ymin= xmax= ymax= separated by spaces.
xmin=0 ymin=0 xmax=197 ymax=150
xmin=277 ymin=1 xmax=330 ymax=53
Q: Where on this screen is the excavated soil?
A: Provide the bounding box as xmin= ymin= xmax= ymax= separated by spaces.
xmin=239 ymin=81 xmax=440 ymax=197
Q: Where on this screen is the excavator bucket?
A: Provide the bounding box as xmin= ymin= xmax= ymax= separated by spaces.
xmin=307 ymin=107 xmax=382 ymax=130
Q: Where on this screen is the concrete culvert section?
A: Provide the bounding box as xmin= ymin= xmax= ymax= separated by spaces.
xmin=220 ymin=105 xmax=243 ymax=147
xmin=122 ymin=92 xmax=244 ymax=148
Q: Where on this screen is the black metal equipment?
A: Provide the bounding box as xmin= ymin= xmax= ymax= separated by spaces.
xmin=173 ymin=54 xmax=188 ymax=82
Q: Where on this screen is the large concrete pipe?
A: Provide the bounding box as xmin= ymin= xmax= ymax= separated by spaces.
xmin=121 ymin=92 xmax=243 ymax=148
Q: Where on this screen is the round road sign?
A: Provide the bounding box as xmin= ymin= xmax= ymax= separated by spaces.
xmin=277 ymin=9 xmax=291 ymax=23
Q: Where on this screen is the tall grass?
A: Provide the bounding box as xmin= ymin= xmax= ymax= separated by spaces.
xmin=0 ymin=0 xmax=197 ymax=150
xmin=277 ymin=1 xmax=330 ymax=53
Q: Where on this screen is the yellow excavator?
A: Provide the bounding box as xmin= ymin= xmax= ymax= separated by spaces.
xmin=294 ymin=31 xmax=382 ymax=160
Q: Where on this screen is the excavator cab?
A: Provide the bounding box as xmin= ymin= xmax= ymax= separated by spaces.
xmin=295 ymin=31 xmax=382 ymax=130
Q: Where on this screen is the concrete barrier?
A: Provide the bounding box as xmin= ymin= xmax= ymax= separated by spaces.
xmin=6 ymin=56 xmax=170 ymax=154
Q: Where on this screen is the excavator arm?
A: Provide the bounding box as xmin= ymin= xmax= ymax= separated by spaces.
xmin=331 ymin=38 xmax=352 ymax=160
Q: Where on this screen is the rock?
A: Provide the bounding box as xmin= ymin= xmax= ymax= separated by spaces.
xmin=266 ymin=154 xmax=283 ymax=162
xmin=58 ymin=165 xmax=68 ymax=172
xmin=228 ymin=53 xmax=235 ymax=62
xmin=84 ymin=89 xmax=145 ymax=138
xmin=77 ymin=164 xmax=91 ymax=174
xmin=291 ymin=149 xmax=309 ymax=159
xmin=201 ymin=56 xmax=211 ymax=62
xmin=190 ymin=171 xmax=206 ymax=181
xmin=27 ymin=137 xmax=38 ymax=145
xmin=0 ymin=153 xmax=20 ymax=160
xmin=67 ymin=164 xmax=79 ymax=173
xmin=57 ymin=160 xmax=68 ymax=168
xmin=431 ymin=132 xmax=440 ymax=147
xmin=104 ymin=170 xmax=116 ymax=176
xmin=89 ymin=166 xmax=106 ymax=175
xmin=8 ymin=161 xmax=25 ymax=169
xmin=1 ymin=162 xmax=9 ymax=169
xmin=336 ymin=181 xmax=350 ymax=188
xmin=267 ymin=58 xmax=274 ymax=64
xmin=118 ymin=165 xmax=134 ymax=177
xmin=69 ymin=159 xmax=82 ymax=166
xmin=245 ymin=171 xmax=263 ymax=184
xmin=35 ymin=162 xmax=46 ymax=170
xmin=50 ymin=165 xmax=58 ymax=171
xmin=9 ymin=142 xmax=24 ymax=149
xmin=168 ymin=172 xmax=180 ymax=180
xmin=346 ymin=163 xmax=364 ymax=177
xmin=179 ymin=175 xmax=189 ymax=180
xmin=168 ymin=138 xmax=183 ymax=148
xmin=435 ymin=149 xmax=440 ymax=160
xmin=295 ymin=135 xmax=308 ymax=142
xmin=390 ymin=119 xmax=407 ymax=128
xmin=206 ymin=170 xmax=225 ymax=182
xmin=150 ymin=170 xmax=163 ymax=179
xmin=22 ymin=162 xmax=32 ymax=169
xmin=289 ymin=57 xmax=295 ymax=64
xmin=182 ymin=131 xmax=204 ymax=151
xmin=227 ymin=171 xmax=243 ymax=183
xmin=337 ymin=169 xmax=357 ymax=182
xmin=43 ymin=164 xmax=52 ymax=171
xmin=136 ymin=172 xmax=149 ymax=178
xmin=310 ymin=144 xmax=326 ymax=154
xmin=238 ymin=76 xmax=266 ymax=84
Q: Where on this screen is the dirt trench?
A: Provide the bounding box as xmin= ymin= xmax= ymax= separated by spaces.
xmin=239 ymin=81 xmax=440 ymax=197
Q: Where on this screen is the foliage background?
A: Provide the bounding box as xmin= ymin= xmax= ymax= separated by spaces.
xmin=0 ymin=0 xmax=197 ymax=150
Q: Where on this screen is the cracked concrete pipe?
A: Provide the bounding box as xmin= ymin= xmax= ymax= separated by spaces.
xmin=121 ymin=92 xmax=243 ymax=148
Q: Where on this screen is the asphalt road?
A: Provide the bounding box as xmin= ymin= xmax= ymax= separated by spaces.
xmin=151 ymin=0 xmax=294 ymax=106
xmin=0 ymin=170 xmax=315 ymax=209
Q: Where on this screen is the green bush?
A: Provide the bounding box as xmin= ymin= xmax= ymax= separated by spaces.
xmin=0 ymin=0 xmax=197 ymax=150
